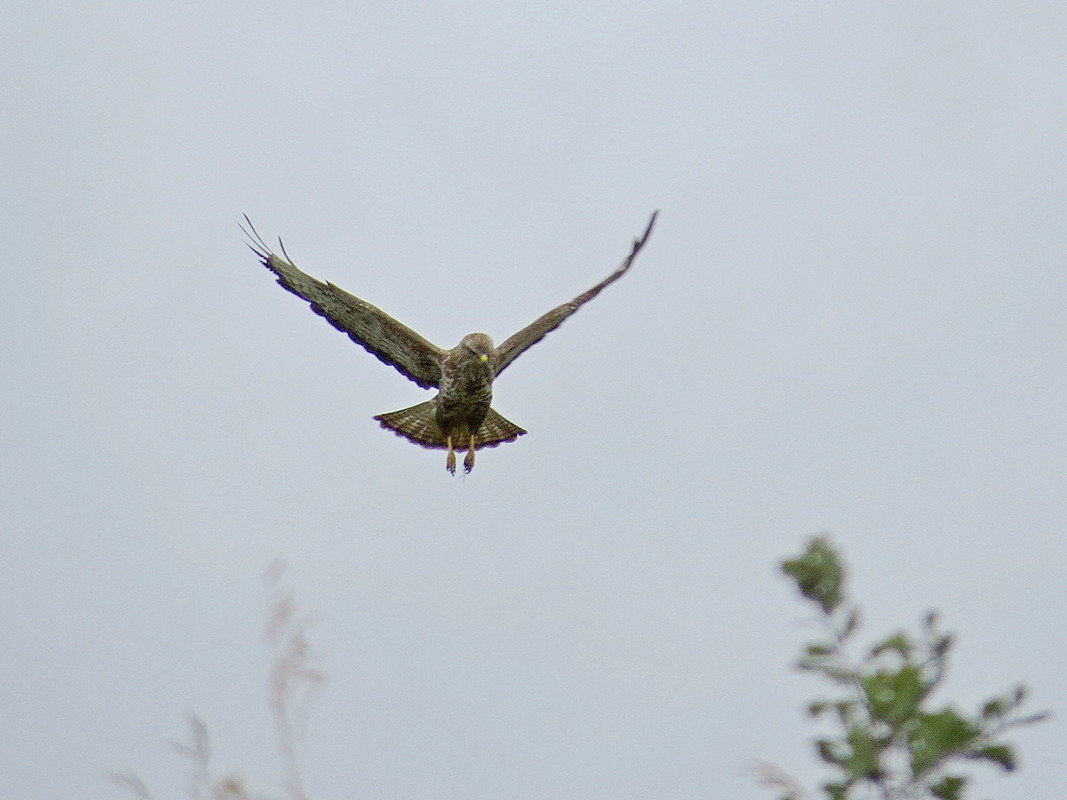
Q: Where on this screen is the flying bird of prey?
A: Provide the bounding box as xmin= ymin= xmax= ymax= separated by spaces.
xmin=244 ymin=212 xmax=658 ymax=474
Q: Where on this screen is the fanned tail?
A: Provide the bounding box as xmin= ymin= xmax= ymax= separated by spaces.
xmin=475 ymin=408 xmax=527 ymax=449
xmin=373 ymin=401 xmax=443 ymax=447
xmin=374 ymin=402 xmax=526 ymax=450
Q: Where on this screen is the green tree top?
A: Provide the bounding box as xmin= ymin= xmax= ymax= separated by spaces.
xmin=771 ymin=536 xmax=1049 ymax=800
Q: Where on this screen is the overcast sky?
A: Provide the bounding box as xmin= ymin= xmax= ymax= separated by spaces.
xmin=3 ymin=2 xmax=1065 ymax=798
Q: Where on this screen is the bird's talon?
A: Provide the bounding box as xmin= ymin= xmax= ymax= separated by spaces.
xmin=463 ymin=435 xmax=476 ymax=473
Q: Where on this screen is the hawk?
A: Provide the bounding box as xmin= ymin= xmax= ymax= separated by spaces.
xmin=244 ymin=212 xmax=658 ymax=473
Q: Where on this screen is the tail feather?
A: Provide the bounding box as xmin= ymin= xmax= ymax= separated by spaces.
xmin=476 ymin=408 xmax=527 ymax=449
xmin=374 ymin=401 xmax=442 ymax=447
xmin=374 ymin=402 xmax=526 ymax=450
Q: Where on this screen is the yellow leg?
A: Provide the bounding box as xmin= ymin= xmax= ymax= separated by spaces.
xmin=463 ymin=434 xmax=476 ymax=473
xmin=446 ymin=436 xmax=456 ymax=474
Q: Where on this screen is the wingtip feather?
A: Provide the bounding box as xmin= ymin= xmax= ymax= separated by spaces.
xmin=638 ymin=210 xmax=658 ymax=245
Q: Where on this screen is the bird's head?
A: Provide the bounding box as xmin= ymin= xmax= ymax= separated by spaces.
xmin=459 ymin=332 xmax=495 ymax=363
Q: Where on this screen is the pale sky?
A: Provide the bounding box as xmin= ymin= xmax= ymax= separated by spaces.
xmin=3 ymin=3 xmax=1065 ymax=798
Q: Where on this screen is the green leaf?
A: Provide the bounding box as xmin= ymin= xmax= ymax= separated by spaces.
xmin=832 ymin=700 xmax=860 ymax=726
xmin=819 ymin=665 xmax=858 ymax=684
xmin=922 ymin=610 xmax=940 ymax=633
xmin=807 ymin=701 xmax=829 ymax=718
xmin=842 ymin=725 xmax=886 ymax=780
xmin=971 ymin=743 xmax=1017 ymax=772
xmin=804 ymin=642 xmax=835 ymax=658
xmin=841 ymin=608 xmax=861 ymax=639
xmin=869 ymin=631 xmax=914 ymax=660
xmin=816 ymin=738 xmax=843 ymax=766
xmin=781 ymin=536 xmax=845 ymax=614
xmin=930 ymin=775 xmax=966 ymax=800
xmin=909 ymin=709 xmax=980 ymax=774
xmin=930 ymin=633 xmax=954 ymax=659
xmin=798 ymin=642 xmax=836 ymax=671
xmin=862 ymin=666 xmax=926 ymax=724
xmin=981 ymin=697 xmax=1006 ymax=720
xmin=1012 ymin=684 xmax=1028 ymax=707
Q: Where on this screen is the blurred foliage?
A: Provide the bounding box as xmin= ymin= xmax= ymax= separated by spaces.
xmin=769 ymin=536 xmax=1049 ymax=800
xmin=111 ymin=544 xmax=1049 ymax=800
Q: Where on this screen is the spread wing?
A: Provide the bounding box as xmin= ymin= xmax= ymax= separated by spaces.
xmin=493 ymin=211 xmax=658 ymax=377
xmin=243 ymin=217 xmax=445 ymax=389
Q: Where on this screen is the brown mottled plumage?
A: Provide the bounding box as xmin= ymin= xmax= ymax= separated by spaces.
xmin=243 ymin=212 xmax=657 ymax=473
